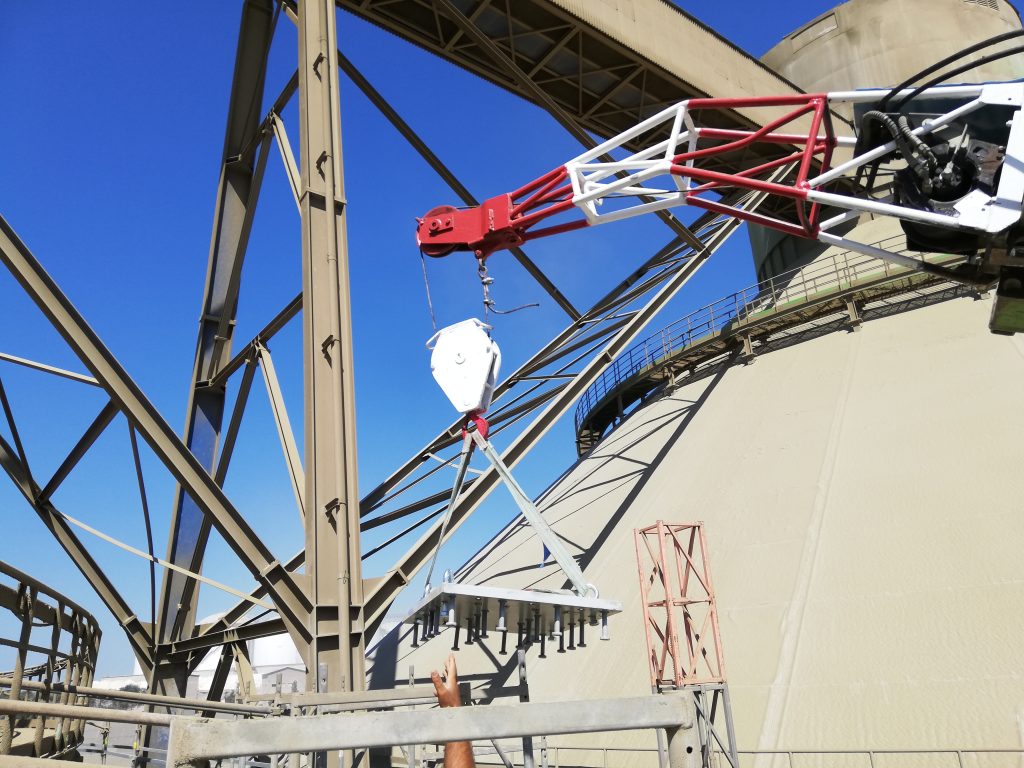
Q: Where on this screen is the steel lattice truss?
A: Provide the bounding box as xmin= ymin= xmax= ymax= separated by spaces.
xmin=0 ymin=0 xmax=793 ymax=720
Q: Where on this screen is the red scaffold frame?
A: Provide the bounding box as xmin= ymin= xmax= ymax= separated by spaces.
xmin=417 ymin=83 xmax=1024 ymax=270
xmin=634 ymin=521 xmax=726 ymax=689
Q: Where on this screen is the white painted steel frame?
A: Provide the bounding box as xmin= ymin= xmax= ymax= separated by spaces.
xmin=470 ymin=430 xmax=597 ymax=597
xmin=563 ymin=82 xmax=1024 ymax=272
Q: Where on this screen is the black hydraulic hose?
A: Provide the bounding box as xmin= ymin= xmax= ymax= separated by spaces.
xmin=862 ymin=110 xmax=900 ymax=138
xmin=898 ymin=115 xmax=939 ymax=173
xmin=861 ymin=111 xmax=934 ymax=185
xmin=879 ymin=29 xmax=1024 ymax=110
xmin=862 ymin=110 xmax=917 ymax=160
xmin=892 ymin=43 xmax=1024 ymax=112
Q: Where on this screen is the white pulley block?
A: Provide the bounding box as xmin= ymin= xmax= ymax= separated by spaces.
xmin=427 ymin=318 xmax=502 ymax=415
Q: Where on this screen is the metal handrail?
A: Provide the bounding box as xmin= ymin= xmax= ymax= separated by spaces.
xmin=548 ymin=745 xmax=1024 ymax=768
xmin=574 ymin=235 xmax=956 ymax=436
xmin=0 ymin=559 xmax=102 ymax=758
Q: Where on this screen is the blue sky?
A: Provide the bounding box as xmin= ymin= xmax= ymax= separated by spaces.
xmin=1 ymin=1 xmax=1020 ymax=676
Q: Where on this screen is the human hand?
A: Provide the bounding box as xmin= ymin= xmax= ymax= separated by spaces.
xmin=430 ymin=652 xmax=462 ymax=708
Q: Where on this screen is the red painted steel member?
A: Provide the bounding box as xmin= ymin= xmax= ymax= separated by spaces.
xmin=415 ymin=95 xmax=834 ymax=260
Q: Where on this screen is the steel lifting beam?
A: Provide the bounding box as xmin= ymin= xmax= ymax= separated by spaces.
xmin=0 ymin=214 xmax=312 ymax=651
xmin=157 ymin=0 xmax=279 ymax=651
xmin=349 ymin=222 xmax=731 ymax=637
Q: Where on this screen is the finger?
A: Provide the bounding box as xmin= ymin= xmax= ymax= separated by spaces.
xmin=446 ymin=653 xmax=456 ymax=682
xmin=430 ymin=669 xmax=444 ymax=696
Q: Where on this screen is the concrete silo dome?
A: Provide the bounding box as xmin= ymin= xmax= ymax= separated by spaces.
xmin=752 ymin=0 xmax=1024 ymax=282
xmin=762 ymin=0 xmax=1022 ymax=97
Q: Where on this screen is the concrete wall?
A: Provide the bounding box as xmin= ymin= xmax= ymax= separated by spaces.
xmin=763 ymin=0 xmax=1021 ymax=98
xmin=752 ymin=0 xmax=1023 ymax=282
xmin=549 ymin=0 xmax=798 ymax=103
xmin=369 ymin=289 xmax=1024 ymax=761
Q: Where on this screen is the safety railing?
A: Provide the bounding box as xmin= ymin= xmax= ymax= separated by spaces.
xmin=78 ymin=723 xmax=168 ymax=767
xmin=0 ymin=684 xmax=275 ymax=767
xmin=0 ymin=559 xmax=101 ymax=758
xmin=574 ymin=235 xmax=958 ymax=437
xmin=544 ymin=746 xmax=1024 ymax=768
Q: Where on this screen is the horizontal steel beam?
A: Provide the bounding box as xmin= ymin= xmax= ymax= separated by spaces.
xmin=0 ymin=756 xmax=89 ymax=768
xmin=0 ymin=697 xmax=172 ymax=727
xmin=167 ymin=692 xmax=692 ymax=762
xmin=161 ymin=618 xmax=287 ymax=661
xmin=0 ymin=676 xmax=273 ymax=717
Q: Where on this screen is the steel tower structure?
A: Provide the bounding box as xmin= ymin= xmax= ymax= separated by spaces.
xmin=0 ymin=0 xmax=790 ymax=717
xmin=3 ymin=4 xmax=1021 ymax=766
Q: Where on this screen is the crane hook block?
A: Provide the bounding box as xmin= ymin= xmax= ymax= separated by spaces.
xmin=427 ymin=319 xmax=502 ymax=415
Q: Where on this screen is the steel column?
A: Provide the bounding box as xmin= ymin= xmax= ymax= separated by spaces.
xmin=296 ymin=0 xmax=366 ymax=716
xmin=0 ymin=586 xmax=34 ymax=754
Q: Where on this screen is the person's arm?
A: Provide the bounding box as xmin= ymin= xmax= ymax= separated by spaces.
xmin=431 ymin=652 xmax=475 ymax=768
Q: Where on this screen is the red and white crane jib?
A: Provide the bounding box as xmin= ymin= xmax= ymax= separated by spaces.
xmin=415 ymin=82 xmax=1024 ymax=271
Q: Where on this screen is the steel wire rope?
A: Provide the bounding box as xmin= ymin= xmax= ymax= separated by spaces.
xmin=419 ymin=248 xmax=439 ymax=333
xmin=879 ymin=30 xmax=1024 ymax=111
xmin=50 ymin=508 xmax=274 ymax=609
xmin=891 ymin=43 xmax=1024 ymax=112
xmin=476 ymin=257 xmax=539 ymax=320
